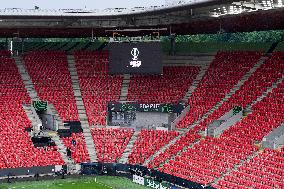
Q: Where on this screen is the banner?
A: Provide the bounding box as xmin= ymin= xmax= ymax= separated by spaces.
xmin=144 ymin=178 xmax=160 ymax=189
xmin=132 ymin=175 xmax=175 ymax=189
xmin=33 ymin=101 xmax=48 ymax=111
xmin=144 ymin=177 xmax=172 ymax=189
xmin=160 ymin=182 xmax=171 ymax=189
xmin=233 ymin=106 xmax=242 ymax=115
xmin=133 ymin=175 xmax=144 ymax=185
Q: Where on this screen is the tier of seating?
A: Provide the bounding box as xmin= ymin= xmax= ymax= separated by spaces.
xmin=160 ymin=137 xmax=258 ymax=185
xmin=127 ymin=66 xmax=200 ymax=103
xmin=177 ymin=51 xmax=262 ymax=128
xmin=91 ymin=128 xmax=134 ymax=162
xmin=0 ymin=49 xmax=283 ymax=189
xmin=147 ymin=131 xmax=201 ymax=169
xmin=197 ymin=51 xmax=284 ymax=132
xmin=159 ymin=64 xmax=284 ymax=186
xmin=61 ymin=132 xmax=90 ymax=163
xmin=0 ymin=50 xmax=11 ymax=57
xmin=221 ymin=79 xmax=284 ymax=145
xmin=23 ymin=51 xmax=79 ymax=122
xmin=0 ymin=57 xmax=64 ymax=169
xmin=74 ymin=50 xmax=123 ymax=126
xmin=213 ymin=148 xmax=284 ymax=189
xmin=128 ymin=130 xmax=179 ymax=165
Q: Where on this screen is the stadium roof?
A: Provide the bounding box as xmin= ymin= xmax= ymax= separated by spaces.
xmin=3 ymin=0 xmax=169 ymax=10
xmin=0 ymin=0 xmax=283 ymax=38
xmin=0 ymin=0 xmax=212 ymax=16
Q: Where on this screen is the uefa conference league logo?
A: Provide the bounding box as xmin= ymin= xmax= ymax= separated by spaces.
xmin=130 ymin=48 xmax=142 ymax=67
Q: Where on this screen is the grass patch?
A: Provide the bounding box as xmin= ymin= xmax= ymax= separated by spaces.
xmin=0 ymin=176 xmax=148 ymax=189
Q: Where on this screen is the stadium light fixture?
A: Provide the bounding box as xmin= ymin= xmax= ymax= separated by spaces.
xmin=10 ymin=41 xmax=13 ymax=53
xmin=223 ymin=7 xmax=227 ymax=14
xmin=267 ymin=0 xmax=272 ymax=8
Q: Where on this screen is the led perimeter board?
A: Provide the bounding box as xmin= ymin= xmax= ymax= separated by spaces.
xmin=108 ymin=42 xmax=163 ymax=74
xmin=108 ymin=102 xmax=185 ymax=113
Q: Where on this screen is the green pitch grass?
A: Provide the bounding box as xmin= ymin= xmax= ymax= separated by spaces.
xmin=0 ymin=176 xmax=149 ymax=189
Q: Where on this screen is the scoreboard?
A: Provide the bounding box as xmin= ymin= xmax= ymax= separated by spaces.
xmin=108 ymin=42 xmax=163 ymax=74
xmin=108 ymin=102 xmax=185 ymax=114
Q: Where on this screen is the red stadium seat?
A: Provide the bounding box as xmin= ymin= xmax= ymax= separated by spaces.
xmin=128 ymin=129 xmax=179 ymax=165
xmin=74 ymin=50 xmax=122 ymax=126
xmin=157 ymin=52 xmax=284 ymax=187
xmin=23 ymin=51 xmax=79 ymax=122
xmin=0 ymin=57 xmax=64 ymax=169
xmin=127 ymin=66 xmax=200 ymax=103
xmin=177 ymin=51 xmax=262 ymax=129
xmin=61 ymin=132 xmax=90 ymax=163
xmin=91 ymin=128 xmax=134 ymax=163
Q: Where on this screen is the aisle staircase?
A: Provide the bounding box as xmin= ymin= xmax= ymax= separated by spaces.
xmin=118 ymin=131 xmax=139 ymax=164
xmin=48 ymin=103 xmax=65 ymax=130
xmin=22 ymin=104 xmax=72 ymax=164
xmin=161 ymin=138 xmax=203 ymax=168
xmin=119 ymin=74 xmax=131 ymax=101
xmin=67 ymin=55 xmax=98 ymax=162
xmin=246 ymin=75 xmax=284 ymax=110
xmin=211 ymin=150 xmax=261 ymax=186
xmin=49 ymin=132 xmax=75 ymax=164
xmin=14 ymin=56 xmax=39 ymax=101
xmin=266 ymin=41 xmax=280 ymax=54
xmin=182 ymin=58 xmax=212 ymax=102
xmin=22 ymin=104 xmax=42 ymax=131
xmin=171 ymin=62 xmax=210 ymax=130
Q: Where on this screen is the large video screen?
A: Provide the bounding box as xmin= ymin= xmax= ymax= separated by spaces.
xmin=108 ymin=42 xmax=163 ymax=74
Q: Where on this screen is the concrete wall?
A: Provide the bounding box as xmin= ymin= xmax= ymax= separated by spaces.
xmin=132 ymin=112 xmax=170 ymax=130
xmin=262 ymin=123 xmax=284 ymax=149
xmin=0 ymin=165 xmax=57 ymax=177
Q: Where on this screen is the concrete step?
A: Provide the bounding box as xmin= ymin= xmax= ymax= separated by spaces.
xmin=182 ymin=62 xmax=211 ymax=102
xmin=67 ymin=54 xmax=98 ymax=162
xmin=119 ymin=74 xmax=131 ymax=101
xmin=211 ymin=150 xmax=260 ymax=186
xmin=14 ymin=56 xmax=39 ymax=101
xmin=246 ymin=75 xmax=284 ymax=110
xmin=48 ymin=103 xmax=64 ymax=127
xmin=22 ymin=104 xmax=42 ymax=131
xmin=50 ymin=133 xmax=75 ymax=164
xmin=118 ymin=131 xmax=139 ymax=164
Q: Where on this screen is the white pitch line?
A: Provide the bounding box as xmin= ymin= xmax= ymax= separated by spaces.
xmin=94 ymin=179 xmax=114 ymax=189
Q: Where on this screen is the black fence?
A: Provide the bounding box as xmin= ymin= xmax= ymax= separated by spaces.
xmin=58 ymin=121 xmax=83 ymax=138
xmin=0 ymin=163 xmax=216 ymax=189
xmin=31 ymin=136 xmax=56 ymax=147
xmin=0 ymin=165 xmax=56 ymax=177
xmin=81 ymin=163 xmax=215 ymax=189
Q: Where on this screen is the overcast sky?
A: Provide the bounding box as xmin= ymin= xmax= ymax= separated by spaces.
xmin=0 ymin=0 xmax=168 ymax=9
